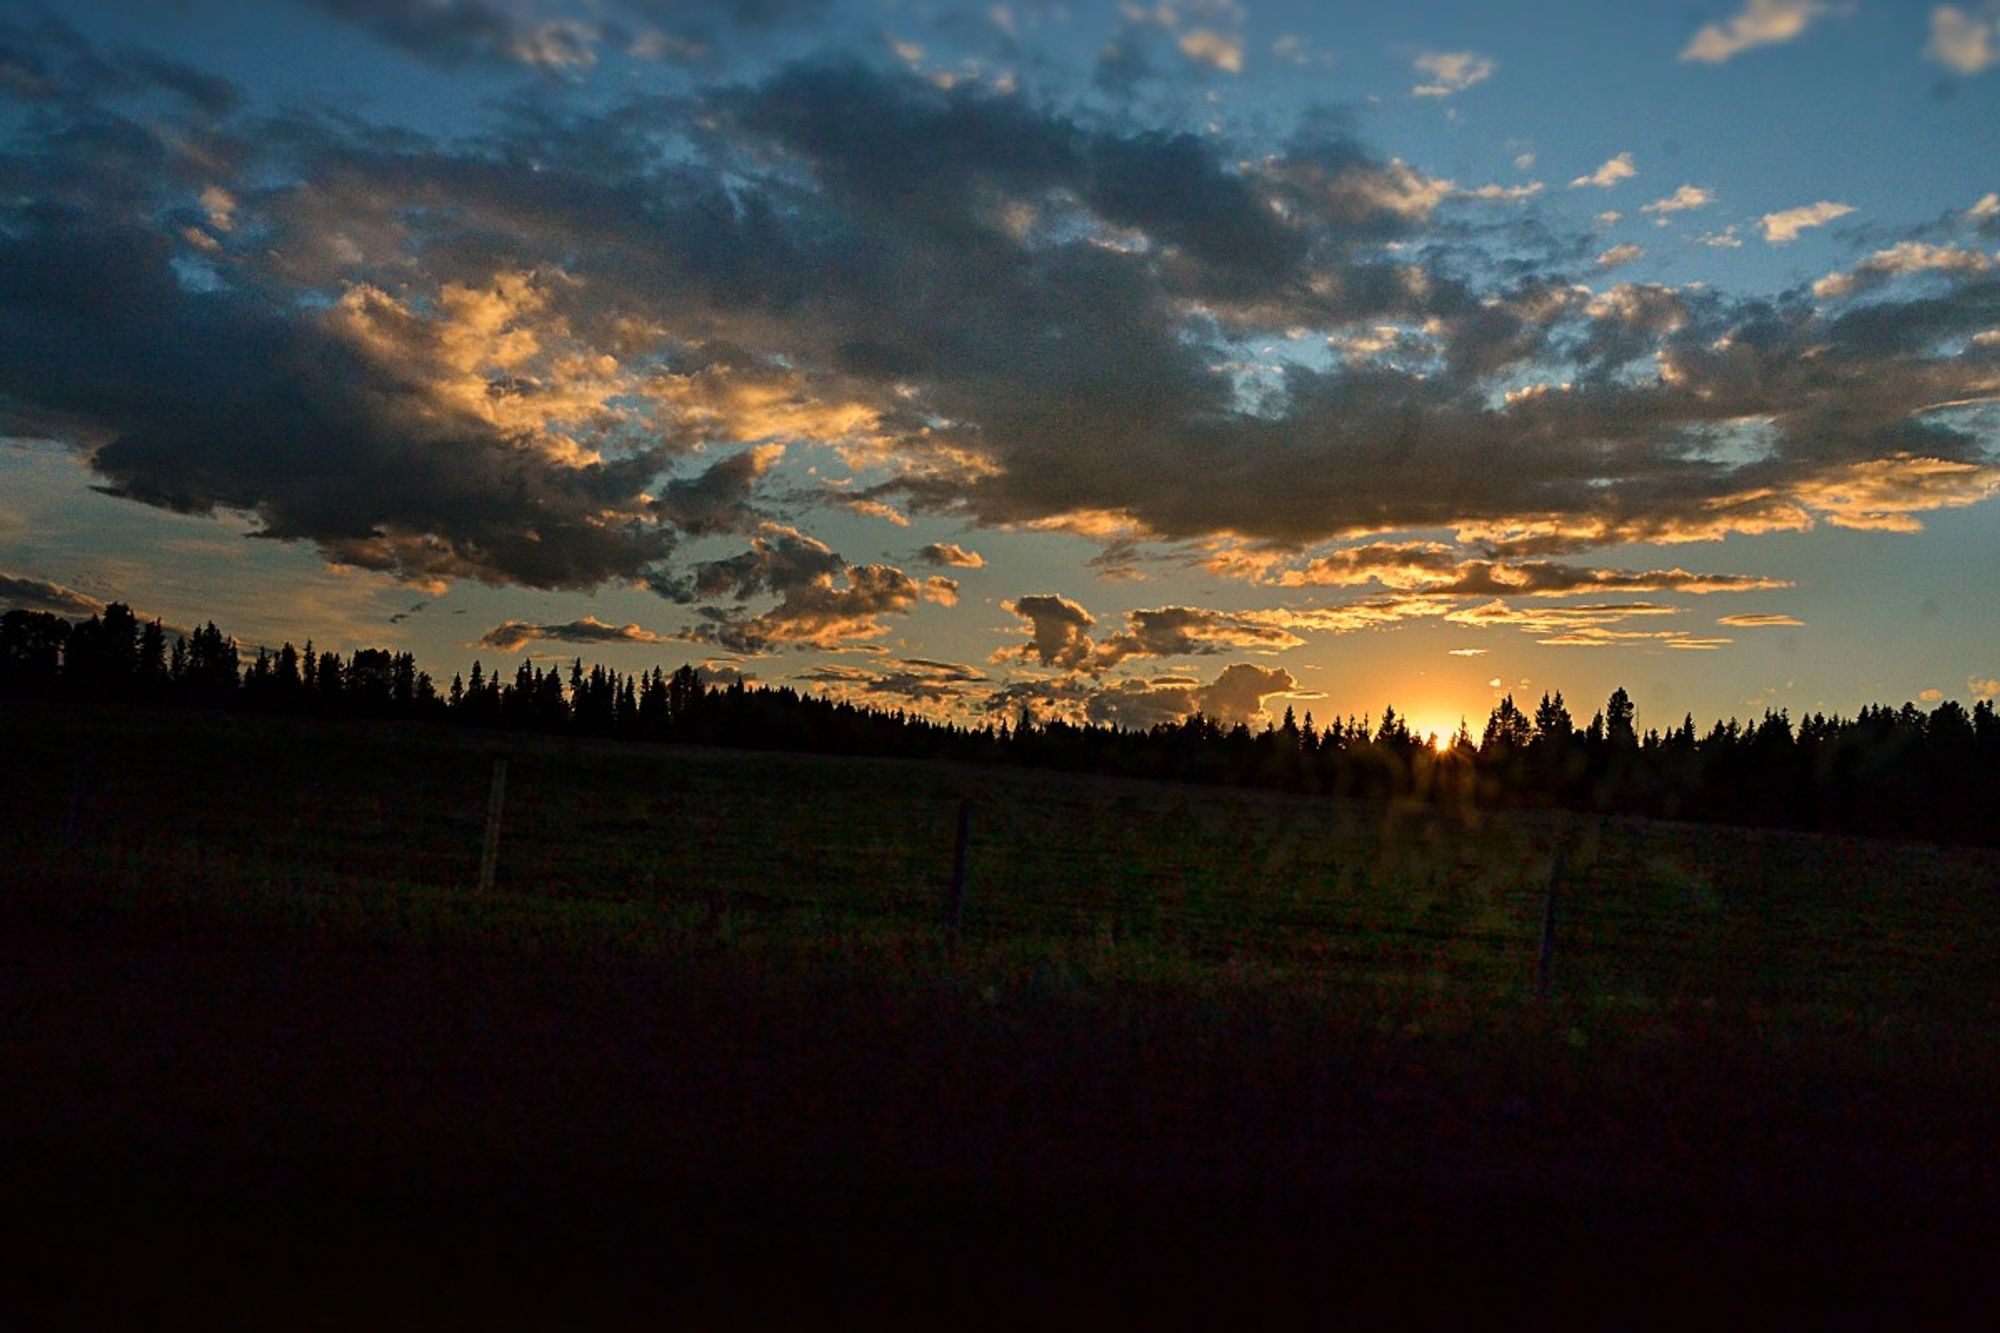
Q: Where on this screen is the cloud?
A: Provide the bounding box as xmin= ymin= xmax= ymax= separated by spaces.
xmin=1193 ymin=662 xmax=1298 ymax=725
xmin=1641 ymin=185 xmax=1715 ymax=215
xmin=302 ymin=0 xmax=601 ymax=72
xmin=1717 ymin=612 xmax=1804 ymax=626
xmin=1178 ymin=30 xmax=1244 ymax=74
xmin=305 ymin=0 xmax=832 ymax=73
xmin=478 ymin=616 xmax=670 ymax=654
xmin=1411 ymin=51 xmax=1495 ymax=97
xmin=695 ymin=660 xmax=756 ymax=689
xmin=1083 ymin=661 xmax=1298 ymax=730
xmin=1439 ymin=600 xmax=1740 ymax=657
xmin=0 ymin=571 xmax=190 ymax=635
xmin=1570 ymin=153 xmax=1636 ymax=190
xmin=1447 ymin=647 xmax=1488 ymax=656
xmin=1246 ymin=599 xmax=1447 ymax=635
xmin=1472 ymin=608 xmax=1736 ymax=648
xmin=1444 ymin=599 xmax=1684 ymax=634
xmin=917 ymin=541 xmax=985 ymax=568
xmin=652 ymin=446 xmax=783 ymax=536
xmin=0 ymin=12 xmax=239 ymax=113
xmin=1758 ymin=200 xmax=1854 ymax=243
xmin=0 ymin=571 xmax=106 ymax=618
xmin=4 ymin=32 xmax=1999 ymax=641
xmin=684 ymin=561 xmax=945 ymax=653
xmin=1263 ymin=543 xmax=1790 ymax=598
xmin=1791 ymin=456 xmax=2000 ymax=531
xmin=800 ymin=656 xmax=986 ymax=705
xmin=828 ymin=495 xmax=910 ymax=526
xmin=1461 ymin=181 xmax=1546 ymax=202
xmin=995 ymin=593 xmax=1097 ymax=670
xmin=1680 ymin=0 xmax=1832 ymax=64
xmin=1812 ymin=241 xmax=1993 ymax=298
xmin=996 ymin=596 xmax=1305 ymax=672
xmin=981 ymin=674 xmax=1099 ymax=724
xmin=663 ymin=525 xmax=844 ymax=604
xmin=1970 ymin=675 xmax=2000 ymax=700
xmin=1929 ymin=5 xmax=2000 ymax=74
xmin=660 ymin=524 xmax=945 ymax=653
xmin=1595 ymin=243 xmax=1645 ymax=270
xmin=1095 ymin=605 xmax=1304 ymax=666
xmin=0 ymin=217 xmax=684 ymax=593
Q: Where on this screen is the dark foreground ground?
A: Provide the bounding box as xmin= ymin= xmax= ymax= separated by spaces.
xmin=7 ymin=903 xmax=1999 ymax=1329
xmin=5 ymin=707 xmax=1999 ymax=1327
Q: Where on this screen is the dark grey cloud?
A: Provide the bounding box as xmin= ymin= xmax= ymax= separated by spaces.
xmin=2 ymin=24 xmax=1995 ymax=631
xmin=981 ymin=673 xmax=1098 ymax=722
xmin=1083 ymin=663 xmax=1299 ymax=730
xmin=997 ymin=595 xmax=1304 ymax=673
xmin=681 ymin=561 xmax=947 ymax=654
xmin=302 ymin=0 xmax=597 ymax=72
xmin=665 ymin=526 xmax=953 ymax=651
xmin=996 ymin=594 xmax=1095 ymax=670
xmin=0 ymin=212 xmax=677 ymax=591
xmin=799 ymin=655 xmax=986 ymax=703
xmin=0 ymin=571 xmax=106 ymax=618
xmin=305 ymin=0 xmax=516 ymax=64
xmin=694 ymin=660 xmax=755 ymax=687
xmin=664 ymin=525 xmax=846 ymax=604
xmin=1094 ymin=605 xmax=1303 ymax=666
xmin=478 ymin=615 xmax=670 ymax=653
xmin=0 ymin=12 xmax=239 ymax=113
xmin=651 ymin=445 xmax=781 ymax=536
xmin=0 ymin=570 xmax=188 ymax=635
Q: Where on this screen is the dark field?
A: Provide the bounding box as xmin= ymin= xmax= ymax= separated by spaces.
xmin=5 ymin=704 xmax=2000 ymax=1326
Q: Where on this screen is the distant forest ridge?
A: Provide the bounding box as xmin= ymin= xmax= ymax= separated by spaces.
xmin=4 ymin=602 xmax=1997 ymax=847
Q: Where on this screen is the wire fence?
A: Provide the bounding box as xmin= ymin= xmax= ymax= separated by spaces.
xmin=7 ymin=705 xmax=1999 ymax=1017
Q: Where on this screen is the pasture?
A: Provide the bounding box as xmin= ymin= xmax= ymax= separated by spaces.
xmin=4 ymin=703 xmax=1999 ymax=1325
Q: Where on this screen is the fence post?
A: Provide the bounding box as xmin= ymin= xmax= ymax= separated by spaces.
xmin=945 ymin=797 xmax=971 ymax=952
xmin=478 ymin=758 xmax=508 ymax=892
xmin=1536 ymin=829 xmax=1571 ymax=1000
xmin=62 ymin=748 xmax=90 ymax=851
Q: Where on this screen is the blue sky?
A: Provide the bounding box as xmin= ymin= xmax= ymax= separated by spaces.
xmin=3 ymin=0 xmax=1997 ymax=738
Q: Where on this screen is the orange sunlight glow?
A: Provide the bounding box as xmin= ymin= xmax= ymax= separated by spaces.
xmin=1404 ymin=714 xmax=1469 ymax=751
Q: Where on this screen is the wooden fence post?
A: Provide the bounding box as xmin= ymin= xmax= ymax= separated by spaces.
xmin=1536 ymin=830 xmax=1571 ymax=1000
xmin=478 ymin=758 xmax=508 ymax=892
xmin=62 ymin=748 xmax=90 ymax=851
xmin=945 ymin=797 xmax=970 ymax=951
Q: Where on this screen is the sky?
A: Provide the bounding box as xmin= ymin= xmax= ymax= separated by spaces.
xmin=2 ymin=0 xmax=1997 ymax=742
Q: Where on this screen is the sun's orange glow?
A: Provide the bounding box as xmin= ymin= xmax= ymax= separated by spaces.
xmin=1403 ymin=714 xmax=1468 ymax=750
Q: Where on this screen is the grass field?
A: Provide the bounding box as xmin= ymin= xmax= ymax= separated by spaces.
xmin=5 ymin=703 xmax=2000 ymax=1325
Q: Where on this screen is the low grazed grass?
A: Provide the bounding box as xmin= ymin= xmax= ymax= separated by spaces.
xmin=10 ymin=704 xmax=2000 ymax=1325
xmin=7 ymin=701 xmax=1998 ymax=1054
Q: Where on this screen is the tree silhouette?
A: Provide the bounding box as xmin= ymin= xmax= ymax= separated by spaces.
xmin=4 ymin=598 xmax=1997 ymax=845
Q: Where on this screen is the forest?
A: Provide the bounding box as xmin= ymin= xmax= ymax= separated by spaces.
xmin=4 ymin=601 xmax=1997 ymax=845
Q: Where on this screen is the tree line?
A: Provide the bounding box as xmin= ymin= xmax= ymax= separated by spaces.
xmin=5 ymin=602 xmax=1997 ymax=845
